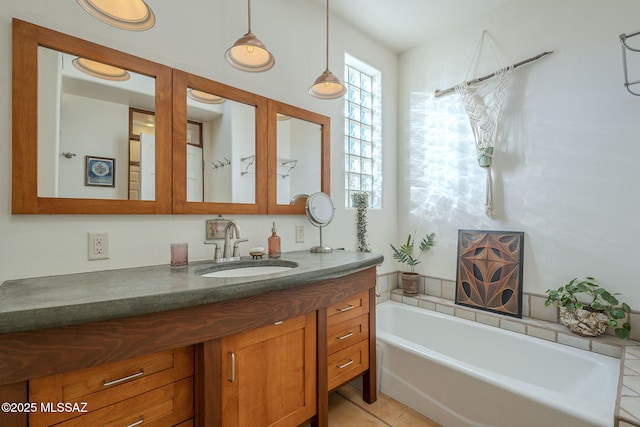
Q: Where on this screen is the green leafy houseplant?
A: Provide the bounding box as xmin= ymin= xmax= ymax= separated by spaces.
xmin=390 ymin=232 xmax=435 ymax=295
xmin=545 ymin=277 xmax=632 ymax=339
xmin=390 ymin=232 xmax=436 ymax=272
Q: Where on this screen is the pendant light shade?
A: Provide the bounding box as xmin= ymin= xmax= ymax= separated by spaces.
xmin=187 ymin=89 xmax=226 ymax=104
xmin=309 ymin=0 xmax=345 ymax=99
xmin=76 ymin=0 xmax=155 ymax=31
xmin=225 ymin=0 xmax=275 ymax=72
xmin=72 ymin=57 xmax=131 ymax=81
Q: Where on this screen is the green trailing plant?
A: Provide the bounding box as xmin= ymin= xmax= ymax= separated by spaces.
xmin=351 ymin=192 xmax=371 ymax=253
xmin=390 ymin=232 xmax=436 ymax=273
xmin=545 ymin=277 xmax=632 ymax=339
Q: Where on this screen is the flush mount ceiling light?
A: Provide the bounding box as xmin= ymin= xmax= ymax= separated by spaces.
xmin=309 ymin=0 xmax=346 ymax=99
xmin=72 ymin=57 xmax=131 ymax=81
xmin=76 ymin=0 xmax=155 ymax=31
xmin=225 ymin=0 xmax=275 ymax=72
xmin=187 ymin=89 xmax=226 ymax=104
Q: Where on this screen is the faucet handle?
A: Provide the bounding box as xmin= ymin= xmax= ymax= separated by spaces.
xmin=233 ymin=238 xmax=249 ymax=257
xmin=204 ymin=241 xmax=222 ymax=261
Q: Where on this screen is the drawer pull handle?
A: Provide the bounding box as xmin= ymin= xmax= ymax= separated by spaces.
xmin=229 ymin=351 xmax=236 ymax=383
xmin=337 ymin=359 xmax=354 ymax=369
xmin=274 ymin=320 xmax=283 ymax=325
xmin=103 ymin=369 xmax=144 ymax=387
xmin=336 ymin=305 xmax=355 ymax=313
xmin=127 ymin=416 xmax=144 ymax=427
xmin=337 ymin=332 xmax=354 ymax=340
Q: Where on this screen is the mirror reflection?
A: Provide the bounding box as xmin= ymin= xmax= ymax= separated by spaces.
xmin=37 ymin=46 xmax=156 ymax=200
xmin=185 ymin=88 xmax=256 ymax=204
xmin=276 ymin=115 xmax=322 ymax=205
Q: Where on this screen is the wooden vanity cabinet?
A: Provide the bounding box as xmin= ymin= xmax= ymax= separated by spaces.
xmin=219 ymin=312 xmax=317 ymax=427
xmin=326 ymin=291 xmax=371 ymax=391
xmin=29 ymin=346 xmax=194 ymax=426
xmin=0 ymin=266 xmax=378 ymax=427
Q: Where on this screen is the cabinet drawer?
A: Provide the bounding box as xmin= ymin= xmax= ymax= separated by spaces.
xmin=54 ymin=377 xmax=193 ymax=427
xmin=327 ymin=313 xmax=369 ymax=355
xmin=30 ymin=346 xmax=193 ymax=427
xmin=327 ymin=340 xmax=369 ymax=391
xmin=327 ymin=290 xmax=369 ymax=326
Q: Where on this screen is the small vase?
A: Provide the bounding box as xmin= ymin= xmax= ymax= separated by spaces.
xmin=401 ymin=272 xmax=420 ymax=296
xmin=559 ymin=307 xmax=609 ymax=337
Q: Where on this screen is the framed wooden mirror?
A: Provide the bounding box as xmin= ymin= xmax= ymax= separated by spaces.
xmin=267 ymin=100 xmax=330 ymax=214
xmin=12 ymin=19 xmax=172 ymax=214
xmin=172 ymin=70 xmax=268 ymax=214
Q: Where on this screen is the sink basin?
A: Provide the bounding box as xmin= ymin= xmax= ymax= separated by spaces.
xmin=196 ymin=260 xmax=298 ymax=278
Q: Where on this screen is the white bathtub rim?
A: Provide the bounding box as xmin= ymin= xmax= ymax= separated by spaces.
xmin=376 ymin=301 xmax=618 ymax=427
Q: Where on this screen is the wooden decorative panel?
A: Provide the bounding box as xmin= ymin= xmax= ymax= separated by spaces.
xmin=455 ymin=230 xmax=524 ymax=318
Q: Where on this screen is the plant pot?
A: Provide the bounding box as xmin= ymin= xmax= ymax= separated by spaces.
xmin=401 ymin=272 xmax=420 ymax=296
xmin=559 ymin=306 xmax=609 ymax=337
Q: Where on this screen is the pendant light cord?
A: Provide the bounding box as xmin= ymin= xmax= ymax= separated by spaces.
xmin=325 ymin=0 xmax=330 ymax=70
xmin=247 ymin=0 xmax=252 ymax=33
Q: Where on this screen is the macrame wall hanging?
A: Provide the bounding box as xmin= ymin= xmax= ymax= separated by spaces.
xmin=435 ymin=31 xmax=552 ymax=217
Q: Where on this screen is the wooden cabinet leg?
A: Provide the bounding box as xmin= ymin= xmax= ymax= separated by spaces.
xmin=316 ymin=307 xmax=328 ymax=427
xmin=363 ymin=287 xmax=377 ymax=404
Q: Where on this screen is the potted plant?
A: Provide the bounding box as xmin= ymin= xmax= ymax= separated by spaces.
xmin=544 ymin=277 xmax=632 ymax=339
xmin=390 ymin=232 xmax=436 ymax=296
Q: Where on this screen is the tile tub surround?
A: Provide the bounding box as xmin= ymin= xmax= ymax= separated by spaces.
xmin=375 ymin=271 xmax=640 ymax=357
xmin=375 ymin=271 xmax=640 ymax=427
xmin=0 ymin=250 xmax=384 ymax=335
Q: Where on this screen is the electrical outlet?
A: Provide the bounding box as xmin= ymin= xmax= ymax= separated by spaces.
xmin=295 ymin=225 xmax=305 ymax=243
xmin=88 ymin=232 xmax=109 ymax=260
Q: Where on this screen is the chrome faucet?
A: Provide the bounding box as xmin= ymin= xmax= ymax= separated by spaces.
xmin=223 ymin=221 xmax=241 ymax=259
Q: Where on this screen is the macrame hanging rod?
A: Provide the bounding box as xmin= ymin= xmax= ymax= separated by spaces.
xmin=434 ymin=51 xmax=553 ymax=98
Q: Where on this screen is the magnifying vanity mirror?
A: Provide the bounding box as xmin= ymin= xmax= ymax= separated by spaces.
xmin=268 ymin=100 xmax=330 ymax=215
xmin=172 ymin=70 xmax=268 ymax=214
xmin=12 ymin=19 xmax=172 ymax=214
xmin=291 ymin=192 xmax=335 ymax=253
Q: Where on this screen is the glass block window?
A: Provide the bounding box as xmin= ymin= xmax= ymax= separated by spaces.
xmin=344 ymin=58 xmax=382 ymax=208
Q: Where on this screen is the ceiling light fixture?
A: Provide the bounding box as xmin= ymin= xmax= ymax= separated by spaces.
xmin=187 ymin=89 xmax=226 ymax=104
xmin=225 ymin=0 xmax=275 ymax=72
xmin=309 ymin=0 xmax=346 ymax=99
xmin=72 ymin=57 xmax=131 ymax=81
xmin=76 ymin=0 xmax=155 ymax=31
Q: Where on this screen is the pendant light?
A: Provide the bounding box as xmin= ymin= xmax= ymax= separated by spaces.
xmin=225 ymin=0 xmax=275 ymax=72
xmin=76 ymin=0 xmax=155 ymax=31
xmin=187 ymin=89 xmax=226 ymax=104
xmin=309 ymin=0 xmax=346 ymax=99
xmin=72 ymin=57 xmax=131 ymax=81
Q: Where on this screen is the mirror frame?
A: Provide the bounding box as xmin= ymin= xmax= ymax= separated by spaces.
xmin=12 ymin=19 xmax=172 ymax=214
xmin=267 ymin=99 xmax=330 ymax=215
xmin=172 ymin=69 xmax=268 ymax=214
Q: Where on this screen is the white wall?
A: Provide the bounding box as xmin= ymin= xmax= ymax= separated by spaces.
xmin=0 ymin=0 xmax=398 ymax=282
xmin=398 ymin=0 xmax=640 ymax=306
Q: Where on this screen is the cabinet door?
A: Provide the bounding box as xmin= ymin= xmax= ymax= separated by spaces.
xmin=221 ymin=312 xmax=316 ymax=427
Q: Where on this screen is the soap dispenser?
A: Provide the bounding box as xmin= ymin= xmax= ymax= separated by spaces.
xmin=268 ymin=222 xmax=281 ymax=259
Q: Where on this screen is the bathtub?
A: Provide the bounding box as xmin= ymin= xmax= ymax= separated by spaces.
xmin=376 ymin=301 xmax=620 ymax=427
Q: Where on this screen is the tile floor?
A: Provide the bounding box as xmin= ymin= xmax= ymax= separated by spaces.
xmin=325 ymin=384 xmax=441 ymax=426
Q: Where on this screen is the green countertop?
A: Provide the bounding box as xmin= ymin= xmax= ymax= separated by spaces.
xmin=0 ymin=250 xmax=383 ymax=335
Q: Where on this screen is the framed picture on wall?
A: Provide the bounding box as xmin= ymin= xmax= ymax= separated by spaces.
xmin=455 ymin=229 xmax=525 ymax=318
xmin=85 ymin=156 xmax=115 ymax=187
